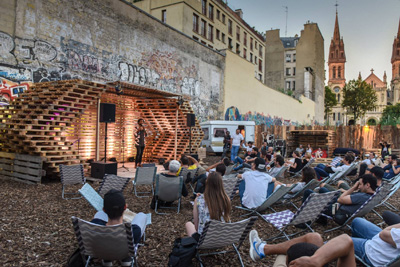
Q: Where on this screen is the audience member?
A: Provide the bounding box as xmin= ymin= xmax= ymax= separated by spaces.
xmin=287 ymin=151 xmax=303 ymax=173
xmin=296 ymin=144 xmax=304 ymax=155
xmin=268 ymin=155 xmax=285 ymax=178
xmin=233 ymin=146 xmax=259 ymax=171
xmin=221 ymin=131 xmax=231 ymax=160
xmin=362 ymin=152 xmax=377 ymax=166
xmin=314 ymin=154 xmax=354 ymax=180
xmin=275 ymin=167 xmax=318 ymax=199
xmin=230 ymin=128 xmax=244 ymax=162
xmin=380 ymin=140 xmax=391 ymax=159
xmin=302 ymin=152 xmax=312 ymax=166
xmin=306 ymin=144 xmax=313 ymax=154
xmin=383 ymin=156 xmax=400 ymax=180
xmin=315 ymin=147 xmax=323 ymax=158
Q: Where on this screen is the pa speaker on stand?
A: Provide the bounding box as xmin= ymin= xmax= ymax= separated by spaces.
xmin=187 ymin=113 xmax=195 ymax=154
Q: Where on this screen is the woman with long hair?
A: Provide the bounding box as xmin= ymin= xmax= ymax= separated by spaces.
xmin=185 ymin=172 xmax=231 ymax=239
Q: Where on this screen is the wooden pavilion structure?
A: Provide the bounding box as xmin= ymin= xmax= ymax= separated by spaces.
xmin=0 ymin=80 xmax=202 ymax=180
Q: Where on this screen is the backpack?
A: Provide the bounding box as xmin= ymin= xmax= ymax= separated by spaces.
xmin=168 ymin=236 xmax=198 ymax=267
xmin=67 ymin=247 xmax=85 ymax=267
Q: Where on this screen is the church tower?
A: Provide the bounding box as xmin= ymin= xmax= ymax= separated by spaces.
xmin=391 ymin=18 xmax=400 ymax=104
xmin=328 ymin=10 xmax=346 ymax=125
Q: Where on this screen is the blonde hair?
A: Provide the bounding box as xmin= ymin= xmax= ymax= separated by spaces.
xmin=203 ymin=172 xmax=231 ymax=222
xmin=305 ymin=152 xmax=312 ymax=160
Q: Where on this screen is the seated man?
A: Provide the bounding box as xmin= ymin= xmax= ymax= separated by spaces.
xmin=314 ymin=154 xmax=354 ymax=180
xmin=238 ymin=157 xmax=276 ymax=209
xmin=233 ymin=146 xmax=259 ymax=171
xmin=362 ymin=152 xmax=378 ymax=165
xmin=303 ymin=174 xmax=377 ymax=225
xmin=351 ymin=218 xmax=400 ymax=266
xmin=249 ymin=230 xmax=356 ymax=267
xmin=268 ymin=155 xmax=285 ymax=178
xmin=92 ymin=189 xmax=147 ymax=266
xmin=206 ymin=157 xmax=230 ymax=175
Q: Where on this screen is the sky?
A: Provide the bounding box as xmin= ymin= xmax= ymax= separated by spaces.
xmin=227 ymin=0 xmax=400 ymax=85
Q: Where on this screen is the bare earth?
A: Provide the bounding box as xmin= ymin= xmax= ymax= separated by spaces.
xmin=0 ymin=156 xmax=398 ymax=266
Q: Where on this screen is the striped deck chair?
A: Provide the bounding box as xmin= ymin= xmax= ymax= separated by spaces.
xmin=270 ymin=166 xmax=289 ymax=180
xmin=225 ymin=165 xmax=234 ymax=176
xmin=154 ymin=174 xmax=183 ymax=215
xmin=283 ymin=179 xmax=321 ymax=210
xmin=222 ymin=174 xmax=240 ymax=200
xmin=236 ymin=184 xmax=297 ymax=216
xmin=356 ymin=254 xmax=400 ymax=267
xmin=326 ymin=162 xmax=359 ymax=185
xmin=98 ymin=174 xmax=130 ymax=197
xmin=262 ymin=190 xmax=340 ymax=241
xmin=60 ymin=164 xmax=86 ymax=199
xmin=324 ymin=182 xmax=394 ymax=233
xmin=196 ymin=216 xmax=257 ymax=267
xmin=375 ymin=175 xmax=400 ymax=211
xmin=132 ymin=166 xmax=157 ymax=197
xmin=71 ymin=216 xmax=138 ymax=267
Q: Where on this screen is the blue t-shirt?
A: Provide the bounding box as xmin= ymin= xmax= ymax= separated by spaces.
xmin=383 ymin=165 xmax=400 ymax=180
xmin=338 ymin=192 xmax=372 ymax=215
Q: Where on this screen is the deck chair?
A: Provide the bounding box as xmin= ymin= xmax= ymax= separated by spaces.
xmin=98 ymin=174 xmax=130 ymax=197
xmin=376 ymin=176 xmax=400 ymax=211
xmin=196 ymin=216 xmax=257 ymax=267
xmin=154 ymin=174 xmax=183 ymax=215
xmin=324 ymin=182 xmax=394 ymax=233
xmin=132 ymin=166 xmax=157 ymax=197
xmin=225 ymin=165 xmax=234 ymax=175
xmin=71 ymin=216 xmax=138 ymax=267
xmin=236 ymin=184 xmax=297 ymax=216
xmin=60 ymin=164 xmax=86 ymax=199
xmin=356 ymin=254 xmax=400 ymax=267
xmin=222 ymin=174 xmax=240 ymax=200
xmin=283 ymin=179 xmax=321 ymax=210
xmin=262 ymin=190 xmax=340 ymax=241
xmin=326 ymin=162 xmax=359 ymax=185
xmin=288 ymin=158 xmax=315 ymax=178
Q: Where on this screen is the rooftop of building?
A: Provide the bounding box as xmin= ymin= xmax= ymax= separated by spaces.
xmin=280 ymin=36 xmax=300 ymax=48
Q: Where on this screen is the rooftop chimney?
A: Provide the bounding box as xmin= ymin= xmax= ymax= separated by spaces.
xmin=235 ymin=9 xmax=243 ymax=19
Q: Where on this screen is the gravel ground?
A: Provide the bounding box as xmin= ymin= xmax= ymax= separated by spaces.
xmin=0 ymin=156 xmax=397 ymax=266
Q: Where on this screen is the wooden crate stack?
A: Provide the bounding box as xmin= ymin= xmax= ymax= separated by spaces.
xmin=287 ymin=130 xmax=336 ymax=157
xmin=0 ymin=80 xmax=106 ymax=178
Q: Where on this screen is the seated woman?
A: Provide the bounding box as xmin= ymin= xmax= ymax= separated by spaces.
xmin=306 ymin=144 xmax=313 ymax=155
xmin=286 ymin=151 xmax=303 ymax=173
xmin=185 ymin=172 xmax=231 ymax=240
xmin=302 ymin=152 xmax=313 ymax=166
xmin=315 ymin=147 xmax=323 ymax=159
xmin=275 ymin=167 xmax=318 ymax=198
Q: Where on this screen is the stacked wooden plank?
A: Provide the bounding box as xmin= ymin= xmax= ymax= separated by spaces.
xmin=287 ymin=130 xmax=336 ymax=157
xmin=0 ymin=152 xmax=43 ymax=184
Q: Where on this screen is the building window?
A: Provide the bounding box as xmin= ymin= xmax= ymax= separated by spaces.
xmin=236 ymin=26 xmax=240 ymax=41
xmin=222 ymin=14 xmax=226 ymax=24
xmin=243 ymin=32 xmax=247 ymax=46
xmin=337 ymin=93 xmax=340 ymax=103
xmin=193 ymin=14 xmax=199 ymax=32
xmin=286 ymin=81 xmax=291 ymax=90
xmin=250 ymin=37 xmax=253 ymax=51
xmin=293 ymin=67 xmax=296 ymax=76
xmin=259 ymin=44 xmax=262 ymax=57
xmin=255 ymin=41 xmax=258 ymax=50
xmin=228 ymin=38 xmax=232 ymax=49
xmin=243 ymin=48 xmax=247 ymax=59
xmin=255 ymin=56 xmax=257 ymax=64
xmin=228 ymin=19 xmax=232 ymax=35
xmin=201 ymin=40 xmax=207 ymax=45
xmin=338 ymin=113 xmax=341 ymax=121
xmin=208 ymin=24 xmax=213 ymax=41
xmin=333 ymin=113 xmax=336 ymax=121
xmin=201 ymin=19 xmax=206 ymax=37
xmin=216 ymin=9 xmax=220 ymax=20
xmin=192 ymin=35 xmax=199 ymax=41
xmin=222 ymin=33 xmax=226 ymax=43
xmin=216 ymin=29 xmax=220 ymax=40
xmin=292 ymin=81 xmax=296 ymax=90
xmin=333 ymin=66 xmax=336 ymax=78
xmin=208 ymin=4 xmax=214 ymax=20
xmin=293 ymin=54 xmax=296 ymax=62
xmin=286 ymin=54 xmax=291 ymax=62
xmin=202 ymin=0 xmax=207 ymax=15
xmin=259 ymin=59 xmax=262 ymax=72
xmin=259 ymin=74 xmax=262 ymax=81
xmin=286 ymin=68 xmax=291 ymax=76
xmin=250 ymin=53 xmax=253 ymax=62
xmin=162 ymin=10 xmax=167 ymax=23
xmin=338 ymin=66 xmax=341 ymax=78
xmin=236 ymin=43 xmax=240 ymax=54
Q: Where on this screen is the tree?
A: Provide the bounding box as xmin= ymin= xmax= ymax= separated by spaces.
xmin=324 ymin=86 xmax=337 ymax=121
xmin=380 ymin=103 xmax=400 ymax=125
xmin=341 ymin=79 xmax=377 ymax=122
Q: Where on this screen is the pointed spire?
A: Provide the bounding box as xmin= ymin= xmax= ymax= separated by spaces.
xmin=398 ymin=17 xmax=400 ymax=38
xmin=384 ymin=71 xmax=387 ymax=83
xmin=333 ymin=10 xmax=341 ymax=41
xmin=358 ymin=72 xmax=362 ymax=80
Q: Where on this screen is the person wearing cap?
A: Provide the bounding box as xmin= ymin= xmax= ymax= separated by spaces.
xmin=91 ymin=189 xmax=147 ymax=266
xmin=237 ymin=157 xmax=276 ymax=209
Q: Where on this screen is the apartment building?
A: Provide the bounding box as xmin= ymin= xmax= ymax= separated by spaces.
xmin=132 ymin=0 xmax=266 ymax=82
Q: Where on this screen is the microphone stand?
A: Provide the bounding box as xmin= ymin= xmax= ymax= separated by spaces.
xmin=71 ymin=138 xmax=81 ymax=159
xmin=119 ymin=127 xmax=129 ymax=171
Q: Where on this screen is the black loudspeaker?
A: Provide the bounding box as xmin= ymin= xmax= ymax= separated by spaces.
xmin=99 ymin=103 xmax=116 ymax=122
xmin=187 ymin=113 xmax=195 ymax=127
xmin=90 ymin=161 xmax=118 ymax=179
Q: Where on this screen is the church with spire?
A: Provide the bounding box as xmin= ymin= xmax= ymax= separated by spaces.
xmin=390 ymin=19 xmax=400 ymax=105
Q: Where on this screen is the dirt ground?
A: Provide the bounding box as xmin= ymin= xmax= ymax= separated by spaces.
xmin=0 ymin=156 xmax=398 ymax=266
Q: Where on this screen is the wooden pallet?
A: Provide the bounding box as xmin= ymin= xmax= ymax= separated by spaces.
xmin=0 ymin=152 xmax=44 ymax=184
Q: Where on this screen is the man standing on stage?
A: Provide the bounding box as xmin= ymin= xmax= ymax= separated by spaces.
xmin=135 ymin=119 xmax=147 ymax=168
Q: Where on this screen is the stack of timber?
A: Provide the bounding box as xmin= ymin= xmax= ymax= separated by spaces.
xmin=287 ymin=130 xmax=336 ymax=157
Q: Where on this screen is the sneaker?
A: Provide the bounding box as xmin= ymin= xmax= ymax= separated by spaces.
xmin=102 ymin=260 xmax=113 ymax=267
xmin=249 ymin=230 xmax=264 ymax=262
xmin=121 ymin=258 xmax=133 ymax=266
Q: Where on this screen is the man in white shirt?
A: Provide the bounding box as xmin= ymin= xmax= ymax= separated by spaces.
xmin=362 ymin=152 xmax=377 ymax=166
xmin=238 ymin=157 xmax=276 ymax=209
xmin=230 ymin=128 xmax=244 ymax=162
xmin=351 ymin=218 xmax=400 ymax=266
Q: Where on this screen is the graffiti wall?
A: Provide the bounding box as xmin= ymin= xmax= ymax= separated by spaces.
xmin=0 ymin=0 xmax=224 ymax=121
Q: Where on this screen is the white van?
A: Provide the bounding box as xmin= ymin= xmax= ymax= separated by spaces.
xmin=200 ymin=120 xmax=256 ymax=153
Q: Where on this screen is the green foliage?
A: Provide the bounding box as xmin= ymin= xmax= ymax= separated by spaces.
xmin=380 ymin=103 xmax=400 ymax=125
xmin=341 ymin=79 xmax=378 ymax=121
xmin=324 ymin=86 xmax=337 ymax=116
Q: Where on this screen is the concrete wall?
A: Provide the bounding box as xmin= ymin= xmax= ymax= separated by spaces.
xmin=264 ymin=29 xmax=285 ymax=90
xmin=224 ymin=50 xmax=315 ymax=125
xmin=0 ymin=0 xmax=225 ymax=121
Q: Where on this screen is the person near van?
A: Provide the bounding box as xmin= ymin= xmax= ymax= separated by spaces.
xmin=230 ymin=128 xmax=244 ymax=162
xmin=221 ymin=131 xmax=231 ymax=160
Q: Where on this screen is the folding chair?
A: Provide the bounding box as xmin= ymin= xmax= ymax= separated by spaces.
xmin=283 ymin=179 xmax=321 ymax=210
xmin=132 ymin=166 xmax=157 ymax=197
xmin=324 ymin=182 xmax=394 ymax=233
xmin=71 ymin=216 xmax=138 ymax=267
xmin=225 ymin=165 xmax=234 ymax=176
xmin=60 ymin=164 xmax=86 ymax=199
xmin=356 ymin=254 xmax=400 ymax=267
xmin=326 ymin=162 xmax=359 ymax=185
xmin=154 ymin=174 xmax=183 ymax=215
xmin=269 ymin=166 xmax=288 ymax=179
xmin=236 ymin=184 xmax=297 ymax=216
xmin=376 ymin=176 xmax=400 ymax=211
xmin=196 ymin=216 xmax=257 ymax=267
xmin=262 ymin=190 xmax=340 ymax=241
xmin=98 ymin=174 xmax=130 ymax=197
xmin=222 ymin=174 xmax=241 ymax=200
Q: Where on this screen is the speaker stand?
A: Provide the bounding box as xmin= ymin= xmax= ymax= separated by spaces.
xmin=189 ymin=126 xmax=192 ymax=154
xmin=118 ymin=129 xmax=129 ymax=171
xmin=104 ymin=122 xmax=108 ymax=163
